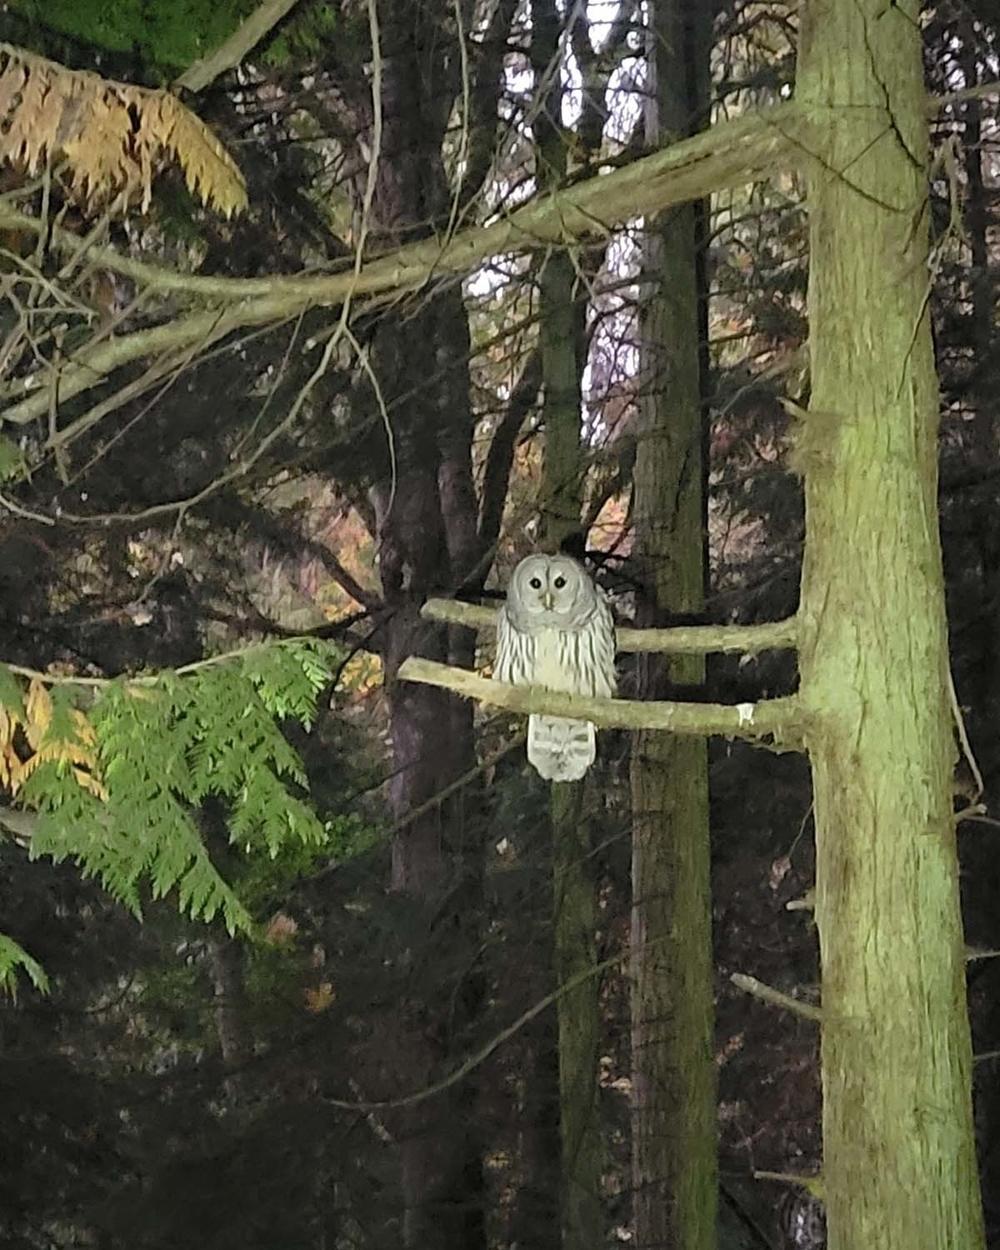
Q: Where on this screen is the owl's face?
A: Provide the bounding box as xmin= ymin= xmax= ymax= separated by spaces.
xmin=505 ymin=554 xmax=597 ymax=630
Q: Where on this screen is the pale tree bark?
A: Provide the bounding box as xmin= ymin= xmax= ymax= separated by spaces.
xmin=797 ymin=3 xmax=984 ymax=1248
xmin=630 ymin=2 xmax=716 ymax=1248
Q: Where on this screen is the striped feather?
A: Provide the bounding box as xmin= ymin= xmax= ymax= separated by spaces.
xmin=495 ymin=592 xmax=616 ymax=781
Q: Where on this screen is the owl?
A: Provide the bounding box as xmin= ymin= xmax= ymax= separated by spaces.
xmin=495 ymin=554 xmax=616 ymax=782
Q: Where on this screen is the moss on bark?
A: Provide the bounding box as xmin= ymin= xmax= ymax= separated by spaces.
xmin=797 ymin=3 xmax=984 ymax=1247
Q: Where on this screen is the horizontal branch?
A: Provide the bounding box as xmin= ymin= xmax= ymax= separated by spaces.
xmin=0 ymin=101 xmax=805 ymax=427
xmin=421 ymin=598 xmax=799 ymax=654
xmin=730 ymin=972 xmax=822 ymax=1023
xmin=397 ymin=657 xmax=804 ymax=745
xmin=0 ymin=81 xmax=971 ymax=431
xmin=753 ymin=1171 xmax=825 ymax=1197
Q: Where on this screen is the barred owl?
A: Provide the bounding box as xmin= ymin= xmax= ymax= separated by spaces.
xmin=495 ymin=554 xmax=616 ymax=782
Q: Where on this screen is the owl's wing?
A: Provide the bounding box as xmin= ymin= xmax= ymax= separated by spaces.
xmin=494 ymin=603 xmax=517 ymax=685
xmin=588 ymin=591 xmax=617 ymax=698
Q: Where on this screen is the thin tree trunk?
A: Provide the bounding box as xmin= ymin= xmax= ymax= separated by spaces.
xmin=207 ymin=934 xmax=248 ymax=1107
xmin=530 ymin=3 xmax=605 ymax=1246
xmin=796 ymin=3 xmax=984 ymax=1247
xmin=630 ymin=4 xmax=715 ymax=1249
xmin=551 ymin=780 xmax=604 ymax=1248
xmin=357 ymin=14 xmax=485 ymax=1241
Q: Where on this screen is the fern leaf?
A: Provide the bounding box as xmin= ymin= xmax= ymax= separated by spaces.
xmin=0 ymin=933 xmax=48 ymax=997
xmin=4 ymin=638 xmax=344 ymax=951
xmin=0 ymin=43 xmax=247 ymax=216
xmin=23 ymin=677 xmax=52 ymax=749
xmin=151 ymin=93 xmax=248 ymax=218
xmin=0 ymin=664 xmax=24 ymax=717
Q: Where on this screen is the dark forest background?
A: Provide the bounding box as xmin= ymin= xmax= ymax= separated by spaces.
xmin=0 ymin=1 xmax=996 ymax=1247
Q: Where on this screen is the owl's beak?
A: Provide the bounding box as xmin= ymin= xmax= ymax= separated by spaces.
xmin=542 ymin=591 xmax=554 ymax=610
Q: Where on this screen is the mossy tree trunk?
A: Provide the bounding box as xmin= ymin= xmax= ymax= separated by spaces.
xmin=629 ymin=3 xmax=715 ymax=1249
xmin=530 ymin=3 xmax=603 ymax=1245
xmin=550 ymin=779 xmax=604 ymax=1249
xmin=796 ymin=3 xmax=984 ymax=1248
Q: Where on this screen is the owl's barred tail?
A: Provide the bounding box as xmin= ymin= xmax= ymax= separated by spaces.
xmin=527 ymin=714 xmax=596 ymax=782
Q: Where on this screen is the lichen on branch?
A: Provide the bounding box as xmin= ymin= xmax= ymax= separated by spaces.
xmin=419 ymin=598 xmax=799 ymax=655
xmin=397 ymin=657 xmax=804 ymax=747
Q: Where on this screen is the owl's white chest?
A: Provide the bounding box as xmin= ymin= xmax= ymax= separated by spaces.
xmin=532 ymin=627 xmax=578 ymax=694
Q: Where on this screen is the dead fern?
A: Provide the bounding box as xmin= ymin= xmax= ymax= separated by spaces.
xmin=0 ymin=43 xmax=247 ymax=217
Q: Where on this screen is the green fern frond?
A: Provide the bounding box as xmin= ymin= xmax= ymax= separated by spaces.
xmin=14 ymin=638 xmax=342 ymax=951
xmin=0 ymin=932 xmax=48 ymax=997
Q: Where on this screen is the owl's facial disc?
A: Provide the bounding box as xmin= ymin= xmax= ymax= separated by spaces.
xmin=508 ymin=554 xmax=589 ymax=623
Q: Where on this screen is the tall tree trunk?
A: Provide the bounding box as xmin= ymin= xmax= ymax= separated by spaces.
xmin=530 ymin=3 xmax=603 ymax=1245
xmin=796 ymin=3 xmax=984 ymax=1248
xmin=376 ymin=317 xmax=484 ymax=1250
xmin=357 ymin=10 xmax=485 ymax=1244
xmin=630 ymin=3 xmax=715 ymax=1249
xmin=550 ymin=780 xmax=603 ymax=1248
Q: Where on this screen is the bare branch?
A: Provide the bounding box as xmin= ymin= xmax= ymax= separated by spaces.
xmin=0 ymin=101 xmax=804 ymax=428
xmin=419 ymin=597 xmax=799 ymax=655
xmin=753 ymin=1171 xmax=825 ymax=1196
xmin=209 ymin=497 xmax=383 ymax=611
xmin=175 ymin=0 xmax=302 ymax=93
xmin=730 ymin=972 xmax=822 ymax=1023
xmin=477 ymin=347 xmax=542 ymax=553
xmin=396 ymin=658 xmax=803 ymax=744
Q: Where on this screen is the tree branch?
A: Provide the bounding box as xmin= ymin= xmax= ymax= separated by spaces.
xmin=730 ymin=972 xmax=822 ymax=1023
xmin=753 ymin=1171 xmax=824 ymax=1197
xmin=206 ymin=497 xmax=383 ymax=611
xmin=0 ymin=101 xmax=804 ymax=428
xmin=477 ymin=346 xmax=541 ymax=553
xmin=457 ymin=0 xmax=521 ymax=206
xmin=175 ymin=0 xmax=302 ymax=93
xmin=396 ymin=658 xmax=804 ymax=744
xmin=419 ymin=597 xmax=799 ymax=654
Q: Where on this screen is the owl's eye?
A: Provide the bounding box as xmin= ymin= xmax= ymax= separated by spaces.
xmin=554 ymin=576 xmax=566 ymax=589
xmin=529 ymin=577 xmax=542 ymax=589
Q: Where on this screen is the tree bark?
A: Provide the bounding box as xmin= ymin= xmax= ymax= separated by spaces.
xmin=355 ymin=8 xmax=486 ymax=1245
xmin=530 ymin=2 xmax=605 ymax=1243
xmin=550 ymin=779 xmax=604 ymax=1250
xmin=630 ymin=3 xmax=716 ymax=1248
xmin=796 ymin=3 xmax=984 ymax=1248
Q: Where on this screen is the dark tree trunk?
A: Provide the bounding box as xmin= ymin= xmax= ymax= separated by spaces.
xmin=351 ymin=11 xmax=487 ymax=1246
xmin=629 ymin=3 xmax=716 ymax=1248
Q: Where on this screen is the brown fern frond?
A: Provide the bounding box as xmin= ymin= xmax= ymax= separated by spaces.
xmin=0 ymin=44 xmax=247 ymax=217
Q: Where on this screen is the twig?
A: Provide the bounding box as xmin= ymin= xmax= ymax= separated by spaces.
xmin=0 ymin=491 xmax=55 ymax=526
xmin=420 ymin=597 xmax=799 ymax=655
xmin=386 ymin=734 xmax=526 ymax=837
xmin=954 ymin=803 xmax=989 ymax=826
xmin=730 ymin=972 xmax=822 ymax=1023
xmin=0 ymin=102 xmax=804 ymax=428
xmin=397 ymin=657 xmax=804 ymax=744
xmin=753 ymin=1170 xmax=824 ymax=1198
xmin=174 ymin=0 xmax=302 ymax=93
xmin=966 ymin=947 xmax=1000 ymax=962
xmin=2 ymin=636 xmax=328 ymax=688
xmin=322 ymin=945 xmax=628 ymax=1112
xmin=947 ymin=667 xmax=984 ymax=801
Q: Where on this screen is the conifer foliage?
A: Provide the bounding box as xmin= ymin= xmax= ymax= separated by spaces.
xmin=0 ymin=639 xmax=338 ymax=991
